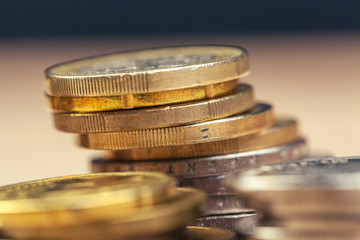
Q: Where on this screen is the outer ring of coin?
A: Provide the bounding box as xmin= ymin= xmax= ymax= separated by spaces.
xmin=3 ymin=188 xmax=206 ymax=240
xmin=45 ymin=45 xmax=249 ymax=96
xmin=53 ymin=84 xmax=254 ymax=132
xmin=203 ymin=194 xmax=253 ymax=215
xmin=104 ymin=119 xmax=300 ymax=161
xmin=79 ymin=103 xmax=273 ymax=150
xmin=47 ymin=80 xmax=237 ymax=113
xmin=0 ymin=172 xmax=176 ymax=229
xmin=193 ymin=212 xmax=257 ymax=233
xmin=185 ymin=226 xmax=235 ymax=240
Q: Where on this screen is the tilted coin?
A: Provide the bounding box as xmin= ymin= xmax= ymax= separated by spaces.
xmin=105 ymin=117 xmax=299 ymax=159
xmin=45 ymin=45 xmax=249 ymax=96
xmin=184 ymin=226 xmax=235 ymax=240
xmin=193 ymin=212 xmax=257 ymax=232
xmin=203 ymin=194 xmax=253 ymax=215
xmin=0 ymin=172 xmax=176 ymax=229
xmin=53 ymin=84 xmax=254 ymax=132
xmin=79 ymin=103 xmax=273 ymax=150
xmin=224 ymin=157 xmax=360 ymax=218
xmin=47 ymin=80 xmax=237 ymax=112
xmin=4 ymin=188 xmax=206 ymax=240
xmin=92 ymin=138 xmax=307 ymax=178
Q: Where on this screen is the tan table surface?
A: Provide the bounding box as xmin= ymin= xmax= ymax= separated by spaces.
xmin=1 ymin=33 xmax=359 ymax=185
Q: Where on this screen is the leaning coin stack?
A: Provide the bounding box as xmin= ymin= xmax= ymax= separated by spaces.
xmin=225 ymin=156 xmax=360 ymax=239
xmin=45 ymin=45 xmax=308 ymax=231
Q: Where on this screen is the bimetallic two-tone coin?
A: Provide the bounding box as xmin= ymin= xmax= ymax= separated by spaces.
xmin=53 ymin=84 xmax=254 ymax=132
xmin=45 ymin=45 xmax=249 ymax=96
xmin=0 ymin=172 xmax=176 ymax=229
xmin=3 ymin=188 xmax=206 ymax=240
xmin=105 ymin=119 xmax=299 ymax=160
xmin=79 ymin=103 xmax=273 ymax=150
xmin=47 ymin=80 xmax=237 ymax=112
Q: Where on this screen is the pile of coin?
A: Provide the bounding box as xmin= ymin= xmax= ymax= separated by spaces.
xmin=0 ymin=171 xmax=237 ymax=240
xmin=45 ymin=45 xmax=308 ymax=231
xmin=225 ymin=156 xmax=360 ymax=239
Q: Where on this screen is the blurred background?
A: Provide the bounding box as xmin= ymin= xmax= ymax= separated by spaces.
xmin=1 ymin=0 xmax=359 ymax=185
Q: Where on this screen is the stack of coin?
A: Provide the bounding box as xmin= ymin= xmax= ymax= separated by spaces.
xmin=0 ymin=172 xmax=218 ymax=240
xmin=225 ymin=156 xmax=360 ymax=239
xmin=45 ymin=45 xmax=308 ymax=231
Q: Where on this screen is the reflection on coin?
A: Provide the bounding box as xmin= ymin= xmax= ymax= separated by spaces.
xmin=46 ymin=45 xmax=249 ymax=96
xmin=47 ymin=80 xmax=237 ymax=113
xmin=53 ymin=84 xmax=254 ymax=132
xmin=193 ymin=212 xmax=257 ymax=232
xmin=106 ymin=119 xmax=301 ymax=160
xmin=0 ymin=172 xmax=176 ymax=229
xmin=184 ymin=226 xmax=235 ymax=240
xmin=203 ymin=194 xmax=253 ymax=215
xmin=3 ymin=188 xmax=206 ymax=240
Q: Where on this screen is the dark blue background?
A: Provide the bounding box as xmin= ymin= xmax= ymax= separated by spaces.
xmin=1 ymin=0 xmax=359 ymax=37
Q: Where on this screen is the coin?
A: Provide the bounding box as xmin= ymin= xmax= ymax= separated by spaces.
xmin=204 ymin=194 xmax=253 ymax=215
xmin=45 ymin=45 xmax=249 ymax=97
xmin=104 ymin=119 xmax=301 ymax=161
xmin=224 ymin=157 xmax=360 ymax=218
xmin=47 ymin=80 xmax=237 ymax=113
xmin=3 ymin=188 xmax=206 ymax=240
xmin=79 ymin=103 xmax=273 ymax=150
xmin=193 ymin=212 xmax=257 ymax=232
xmin=248 ymin=225 xmax=360 ymax=240
xmin=92 ymin=139 xmax=307 ymax=178
xmin=184 ymin=226 xmax=235 ymax=240
xmin=53 ymin=84 xmax=254 ymax=132
xmin=0 ymin=172 xmax=176 ymax=229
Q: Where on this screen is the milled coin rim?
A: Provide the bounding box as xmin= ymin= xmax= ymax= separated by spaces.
xmin=53 ymin=83 xmax=254 ymax=132
xmin=45 ymin=45 xmax=249 ymax=96
xmin=78 ymin=103 xmax=273 ymax=150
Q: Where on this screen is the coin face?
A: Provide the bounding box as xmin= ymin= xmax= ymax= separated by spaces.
xmin=45 ymin=46 xmax=249 ymax=96
xmin=0 ymin=172 xmax=175 ymax=214
xmin=73 ymin=54 xmax=218 ymax=75
xmin=47 ymin=46 xmax=244 ymax=76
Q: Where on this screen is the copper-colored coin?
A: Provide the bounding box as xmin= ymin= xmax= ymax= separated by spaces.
xmin=53 ymin=84 xmax=254 ymax=132
xmin=47 ymin=80 xmax=237 ymax=113
xmin=102 ymin=119 xmax=300 ymax=161
xmin=79 ymin=103 xmax=273 ymax=150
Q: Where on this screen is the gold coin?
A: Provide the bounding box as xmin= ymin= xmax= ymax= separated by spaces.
xmin=45 ymin=45 xmax=249 ymax=97
xmin=107 ymin=119 xmax=297 ymax=160
xmin=47 ymin=80 xmax=237 ymax=113
xmin=184 ymin=226 xmax=235 ymax=240
xmin=3 ymin=188 xmax=206 ymax=240
xmin=53 ymin=84 xmax=254 ymax=132
xmin=0 ymin=172 xmax=176 ymax=229
xmin=78 ymin=103 xmax=273 ymax=150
